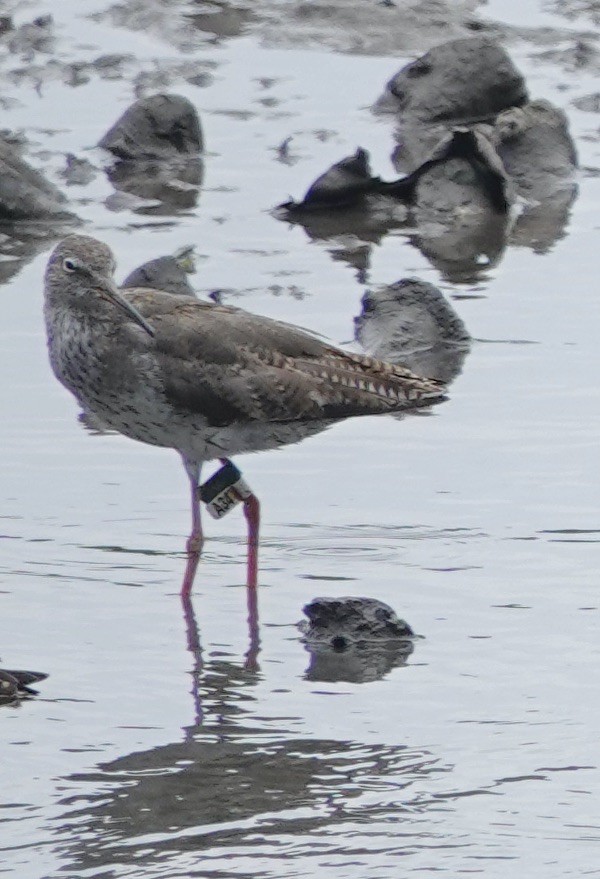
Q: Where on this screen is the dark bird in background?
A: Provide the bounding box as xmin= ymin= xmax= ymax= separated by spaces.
xmin=0 ymin=668 xmax=47 ymax=703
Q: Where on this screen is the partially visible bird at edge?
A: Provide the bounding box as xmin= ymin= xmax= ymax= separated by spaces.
xmin=0 ymin=668 xmax=48 ymax=703
xmin=43 ymin=235 xmax=447 ymax=604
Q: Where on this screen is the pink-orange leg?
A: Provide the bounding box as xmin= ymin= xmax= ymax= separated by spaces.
xmin=218 ymin=457 xmax=261 ymax=594
xmin=241 ymin=489 xmax=260 ymax=671
xmin=180 ymin=458 xmax=203 ymax=599
xmin=244 ymin=493 xmax=260 ymax=591
xmin=180 ymin=457 xmax=261 ymax=599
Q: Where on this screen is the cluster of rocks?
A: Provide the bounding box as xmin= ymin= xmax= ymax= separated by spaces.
xmin=0 ymin=33 xmax=577 ymax=292
xmin=277 ymin=36 xmax=578 ymax=279
xmin=260 ymin=33 xmax=579 ymax=418
xmin=0 ymin=91 xmax=204 ymax=224
xmin=0 ymin=74 xmax=205 ymax=283
xmin=283 ymin=38 xmax=577 ymax=669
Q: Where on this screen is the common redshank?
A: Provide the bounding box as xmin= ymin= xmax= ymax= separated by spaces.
xmin=43 ymin=234 xmax=446 ymax=598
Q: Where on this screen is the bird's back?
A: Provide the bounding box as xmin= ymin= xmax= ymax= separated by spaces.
xmin=122 ymin=287 xmax=447 ymax=426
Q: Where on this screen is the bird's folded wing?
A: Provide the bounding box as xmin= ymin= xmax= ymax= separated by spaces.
xmin=124 ymin=290 xmax=445 ymax=424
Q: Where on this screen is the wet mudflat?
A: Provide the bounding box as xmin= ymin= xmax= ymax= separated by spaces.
xmin=1 ymin=1 xmax=599 ymax=877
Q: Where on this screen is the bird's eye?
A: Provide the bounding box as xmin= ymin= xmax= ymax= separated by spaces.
xmin=63 ymin=258 xmax=76 ymax=273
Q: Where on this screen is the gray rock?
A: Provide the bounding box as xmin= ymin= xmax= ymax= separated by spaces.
xmin=98 ymin=91 xmax=204 ymax=212
xmin=406 ymin=129 xmax=511 ymax=280
xmin=375 ymin=37 xmax=527 ymax=172
xmin=99 ymin=93 xmax=203 ymax=160
xmin=491 ymin=100 xmax=578 ymax=199
xmin=376 ymin=36 xmax=527 ymax=124
xmin=379 ymin=127 xmax=511 ymax=213
xmin=355 ymin=278 xmax=470 ymax=383
xmin=60 ymin=153 xmax=97 ymax=187
xmin=299 ymin=596 xmax=414 ymax=646
xmin=122 ymin=245 xmax=197 ymax=297
xmin=299 ymin=596 xmax=416 ymax=683
xmin=386 ymin=128 xmax=511 ymax=281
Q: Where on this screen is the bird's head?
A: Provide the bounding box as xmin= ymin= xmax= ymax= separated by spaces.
xmin=45 ymin=235 xmax=155 ymax=337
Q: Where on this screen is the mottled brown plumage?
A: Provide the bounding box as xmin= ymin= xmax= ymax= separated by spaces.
xmin=43 ymin=234 xmax=447 ymax=596
xmin=121 ymin=286 xmax=445 ymax=426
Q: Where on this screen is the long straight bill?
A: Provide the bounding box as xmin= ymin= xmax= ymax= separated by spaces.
xmin=100 ymin=280 xmax=156 ymax=338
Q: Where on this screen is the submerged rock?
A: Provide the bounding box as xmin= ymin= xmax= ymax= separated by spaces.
xmin=355 ymin=278 xmax=470 ymax=383
xmin=99 ymin=93 xmax=203 ymax=160
xmin=278 ymin=148 xmax=373 ymax=213
xmin=299 ymin=597 xmax=416 ymax=683
xmin=122 ymin=245 xmax=197 ymax=296
xmin=375 ymin=36 xmax=528 ymax=172
xmin=378 ymin=127 xmax=511 ymax=213
xmin=491 ymin=100 xmax=578 ymax=199
xmin=300 ymin=596 xmax=414 ymax=646
xmin=0 ymin=668 xmax=48 ymax=703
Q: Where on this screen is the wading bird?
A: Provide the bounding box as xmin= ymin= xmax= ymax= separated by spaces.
xmin=43 ymin=235 xmax=446 ymax=598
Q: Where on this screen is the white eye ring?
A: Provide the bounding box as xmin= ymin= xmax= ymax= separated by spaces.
xmin=63 ymin=258 xmax=76 ymax=273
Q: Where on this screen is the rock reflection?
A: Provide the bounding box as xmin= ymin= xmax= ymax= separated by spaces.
xmin=0 ymin=222 xmax=75 ymax=286
xmin=302 ymin=639 xmax=414 ymax=683
xmin=280 ymin=202 xmax=405 ymax=281
xmin=104 ymin=155 xmax=204 ymax=215
xmin=276 ymin=132 xmax=512 ymax=283
xmin=411 ymin=209 xmax=509 ymax=284
xmin=509 ymin=186 xmax=578 ymax=254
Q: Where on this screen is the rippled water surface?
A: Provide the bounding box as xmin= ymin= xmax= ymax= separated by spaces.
xmin=1 ymin=1 xmax=599 ymax=877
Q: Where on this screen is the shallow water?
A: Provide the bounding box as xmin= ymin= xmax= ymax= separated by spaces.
xmin=1 ymin=2 xmax=599 ymax=877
